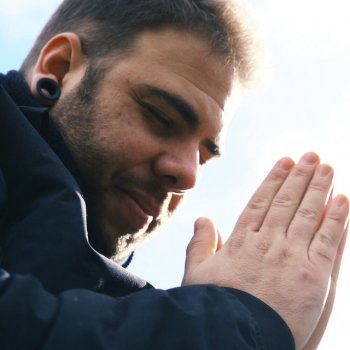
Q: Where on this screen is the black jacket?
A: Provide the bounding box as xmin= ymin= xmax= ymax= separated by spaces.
xmin=0 ymin=71 xmax=294 ymax=350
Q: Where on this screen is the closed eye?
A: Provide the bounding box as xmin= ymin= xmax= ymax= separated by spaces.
xmin=142 ymin=103 xmax=173 ymax=129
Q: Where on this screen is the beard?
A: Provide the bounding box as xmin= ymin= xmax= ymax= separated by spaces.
xmin=86 ymin=171 xmax=174 ymax=262
xmin=49 ymin=65 xmax=177 ymax=262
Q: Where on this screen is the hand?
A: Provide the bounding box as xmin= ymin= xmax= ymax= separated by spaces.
xmin=182 ymin=153 xmax=349 ymax=349
xmin=302 ymin=226 xmax=348 ymax=350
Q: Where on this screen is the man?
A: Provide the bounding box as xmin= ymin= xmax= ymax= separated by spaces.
xmin=0 ymin=1 xmax=348 ymax=349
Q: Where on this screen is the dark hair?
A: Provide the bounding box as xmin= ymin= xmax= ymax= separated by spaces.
xmin=21 ymin=0 xmax=260 ymax=86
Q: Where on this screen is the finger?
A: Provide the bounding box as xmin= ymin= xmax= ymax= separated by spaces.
xmin=216 ymin=228 xmax=223 ymax=252
xmin=234 ymin=156 xmax=294 ymax=233
xmin=309 ymin=195 xmax=349 ymax=269
xmin=261 ymin=152 xmax=320 ymax=232
xmin=302 ymin=284 xmax=335 ymax=350
xmin=331 ymin=224 xmax=348 ymax=283
xmin=302 ymin=227 xmax=347 ymax=350
xmin=287 ymin=164 xmax=334 ymax=245
xmin=183 ymin=217 xmax=219 ymax=282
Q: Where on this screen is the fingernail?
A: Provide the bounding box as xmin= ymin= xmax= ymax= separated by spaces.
xmin=317 ymin=164 xmax=333 ymax=177
xmin=301 ymin=152 xmax=319 ymax=165
xmin=279 ymin=157 xmax=294 ymax=171
xmin=336 ymin=195 xmax=349 ymax=207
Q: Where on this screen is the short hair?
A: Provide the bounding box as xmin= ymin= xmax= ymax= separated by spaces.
xmin=21 ymin=0 xmax=261 ymax=87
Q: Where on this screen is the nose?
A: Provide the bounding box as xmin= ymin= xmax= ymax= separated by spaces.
xmin=154 ymin=147 xmax=199 ymax=192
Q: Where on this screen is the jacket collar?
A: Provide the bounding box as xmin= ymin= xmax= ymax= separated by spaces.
xmin=0 ymin=70 xmax=83 ymax=188
xmin=0 ymin=70 xmax=40 ymax=108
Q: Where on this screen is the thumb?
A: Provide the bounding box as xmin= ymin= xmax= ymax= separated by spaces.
xmin=183 ymin=217 xmax=219 ymax=279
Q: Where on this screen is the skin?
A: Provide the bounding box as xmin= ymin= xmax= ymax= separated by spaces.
xmin=183 ymin=154 xmax=349 ymax=349
xmin=27 ymin=28 xmax=349 ymax=349
xmin=28 ymin=28 xmax=232 ymax=260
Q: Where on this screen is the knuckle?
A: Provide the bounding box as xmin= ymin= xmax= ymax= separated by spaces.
xmin=293 ymin=165 xmax=309 ymax=178
xmin=299 ymin=269 xmax=315 ymax=284
xmin=308 ymin=181 xmax=327 ymax=193
xmin=226 ymin=230 xmax=246 ymax=250
xmin=272 ymin=193 xmax=293 ymax=208
xmin=309 ymin=247 xmax=333 ymax=263
xmin=229 ymin=234 xmax=244 ymax=250
xmin=316 ymin=229 xmax=337 ymax=248
xmin=296 ymin=206 xmax=319 ymax=221
xmin=295 ymin=264 xmax=320 ymax=287
xmin=326 ymin=210 xmax=344 ymax=223
xmin=248 ymin=195 xmax=270 ymax=211
xmin=270 ymin=169 xmax=288 ymax=182
xmin=278 ymin=246 xmax=293 ymax=262
xmin=255 ymin=238 xmax=271 ymax=255
xmin=268 ymin=242 xmax=292 ymax=265
xmin=235 ymin=213 xmax=251 ymax=227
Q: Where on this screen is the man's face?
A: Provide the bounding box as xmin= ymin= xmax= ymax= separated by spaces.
xmin=51 ymin=28 xmax=233 ymax=260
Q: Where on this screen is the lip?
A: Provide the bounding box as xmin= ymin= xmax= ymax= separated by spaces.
xmin=116 ymin=186 xmax=162 ymax=221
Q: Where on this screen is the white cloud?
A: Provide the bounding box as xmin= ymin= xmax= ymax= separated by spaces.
xmin=247 ymin=0 xmax=350 ymax=58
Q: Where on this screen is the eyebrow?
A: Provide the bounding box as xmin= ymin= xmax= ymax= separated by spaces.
xmin=138 ymin=84 xmax=222 ymax=158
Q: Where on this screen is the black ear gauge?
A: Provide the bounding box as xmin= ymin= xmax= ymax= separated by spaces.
xmin=36 ymin=78 xmax=61 ymax=102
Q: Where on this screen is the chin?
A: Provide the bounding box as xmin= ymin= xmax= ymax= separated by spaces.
xmin=89 ymin=207 xmax=172 ymax=261
xmin=89 ymin=220 xmax=154 ymax=260
xmin=113 ymin=214 xmax=172 ymax=261
xmin=111 ymin=235 xmax=141 ymax=262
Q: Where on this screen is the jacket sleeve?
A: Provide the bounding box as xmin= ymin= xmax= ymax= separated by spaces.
xmin=0 ymin=269 xmax=295 ymax=350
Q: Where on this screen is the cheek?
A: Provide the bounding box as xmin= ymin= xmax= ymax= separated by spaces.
xmin=95 ymin=126 xmax=159 ymax=171
xmin=92 ymin=113 xmax=138 ymax=160
xmin=92 ymin=101 xmax=165 ymax=169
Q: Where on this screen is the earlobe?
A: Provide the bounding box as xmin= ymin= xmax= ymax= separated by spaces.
xmin=35 ymin=77 xmax=61 ymax=103
xmin=30 ymin=33 xmax=85 ymax=105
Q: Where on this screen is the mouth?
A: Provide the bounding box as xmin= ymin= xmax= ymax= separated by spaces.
xmin=114 ymin=186 xmax=162 ymax=229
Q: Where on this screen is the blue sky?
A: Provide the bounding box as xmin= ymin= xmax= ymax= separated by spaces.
xmin=1 ymin=1 xmax=349 ymax=348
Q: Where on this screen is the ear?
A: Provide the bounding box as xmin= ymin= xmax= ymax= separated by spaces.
xmin=30 ymin=32 xmax=86 ymax=105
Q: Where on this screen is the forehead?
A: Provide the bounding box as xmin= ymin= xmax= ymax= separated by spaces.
xmin=103 ymin=28 xmax=234 ymax=113
xmin=95 ymin=28 xmax=238 ymax=149
xmin=100 ymin=28 xmax=237 ymax=152
xmin=99 ymin=27 xmax=236 ymax=144
xmin=126 ymin=27 xmax=233 ymax=108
